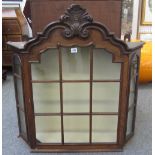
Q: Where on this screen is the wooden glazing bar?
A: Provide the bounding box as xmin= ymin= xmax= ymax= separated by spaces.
xmin=92 ymin=112 xmax=118 ymax=115
xmin=89 ymin=46 xmax=93 ymax=144
xmin=35 ymin=112 xmax=119 ymax=116
xmin=62 ymin=80 xmax=90 ymax=83
xmin=93 ymin=80 xmax=120 ymax=82
xmin=31 ymin=80 xmax=120 ymax=83
xmin=58 ymin=45 xmax=64 ymax=144
xmin=131 ymin=56 xmax=140 ymax=133
xmin=35 ymin=113 xmax=61 ymax=116
xmin=31 ymin=80 xmax=60 ymax=83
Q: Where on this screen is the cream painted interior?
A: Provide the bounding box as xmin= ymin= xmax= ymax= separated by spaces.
xmin=31 ymin=48 xmax=121 ymax=81
xmin=33 ymin=82 xmax=120 ymax=113
xmin=63 ymin=83 xmax=89 ymax=112
xmin=33 ymin=83 xmax=60 ymax=113
xmin=62 ymin=47 xmax=90 ymax=80
xmin=93 ymin=83 xmax=119 ymax=112
xmin=93 ymin=49 xmax=121 ymax=80
xmin=92 ymin=116 xmax=118 ymax=142
xmin=36 ymin=116 xmax=118 ymax=143
xmin=35 ymin=116 xmax=61 ymax=143
xmin=31 ymin=49 xmax=59 ymax=80
xmin=32 ymin=47 xmax=121 ymax=143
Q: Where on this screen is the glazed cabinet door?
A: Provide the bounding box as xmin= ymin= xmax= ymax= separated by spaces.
xmin=126 ymin=54 xmax=140 ymax=140
xmin=30 ymin=46 xmax=122 ymax=144
xmin=13 ymin=55 xmax=28 ymax=141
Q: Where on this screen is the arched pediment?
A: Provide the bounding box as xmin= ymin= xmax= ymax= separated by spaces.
xmin=7 ymin=4 xmax=143 ymax=56
xmin=23 ymin=4 xmax=130 ymax=53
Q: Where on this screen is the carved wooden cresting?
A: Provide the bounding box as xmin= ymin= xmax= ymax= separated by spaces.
xmin=8 ymin=4 xmax=144 ymax=153
xmin=60 ymin=4 xmax=93 ymax=38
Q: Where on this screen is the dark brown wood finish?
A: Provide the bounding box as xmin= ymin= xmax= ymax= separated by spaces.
xmin=8 ymin=4 xmax=144 ymax=152
xmin=57 ymin=45 xmax=65 ymax=144
xmin=89 ymin=45 xmax=94 ymax=144
xmin=125 ymin=51 xmax=141 ymax=141
xmin=27 ymin=0 xmax=122 ymax=37
xmin=21 ymin=54 xmax=36 ymax=148
xmin=131 ymin=54 xmax=141 ymax=134
xmin=35 ymin=112 xmax=119 ymax=116
xmin=117 ymin=56 xmax=129 ymax=147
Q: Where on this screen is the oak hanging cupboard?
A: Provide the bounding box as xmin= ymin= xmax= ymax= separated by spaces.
xmin=7 ymin=4 xmax=144 ymax=152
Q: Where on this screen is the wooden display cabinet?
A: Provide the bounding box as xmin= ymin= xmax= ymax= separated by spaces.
xmin=2 ymin=7 xmax=29 ymax=66
xmin=8 ymin=4 xmax=144 ymax=152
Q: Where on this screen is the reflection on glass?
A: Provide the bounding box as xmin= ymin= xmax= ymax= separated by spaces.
xmin=31 ymin=49 xmax=59 ymax=80
xmin=92 ymin=116 xmax=118 ymax=143
xmin=126 ymin=108 xmax=134 ymax=136
xmin=35 ymin=116 xmax=61 ymax=143
xmin=63 ymin=83 xmax=89 ymax=112
xmin=62 ymin=47 xmax=90 ymax=80
xmin=15 ymin=77 xmax=24 ymax=110
xmin=130 ymin=63 xmax=136 ymax=92
xmin=93 ymin=83 xmax=120 ymax=112
xmin=121 ymin=0 xmax=134 ymax=38
xmin=129 ymin=57 xmax=137 ymax=107
xmin=19 ymin=110 xmax=27 ymax=135
xmin=64 ymin=116 xmax=89 ymax=143
xmin=32 ymin=83 xmax=60 ymax=113
xmin=93 ymin=49 xmax=121 ymax=80
xmin=13 ymin=55 xmax=21 ymax=75
xmin=129 ymin=92 xmax=135 ymax=107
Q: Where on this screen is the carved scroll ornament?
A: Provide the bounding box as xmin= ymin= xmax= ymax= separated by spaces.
xmin=60 ymin=4 xmax=93 ymax=38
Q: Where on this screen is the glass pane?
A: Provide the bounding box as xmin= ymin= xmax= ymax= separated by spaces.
xmin=93 ymin=49 xmax=121 ymax=80
xmin=15 ymin=77 xmax=24 ymax=109
xmin=63 ymin=83 xmax=89 ymax=113
xmin=35 ymin=116 xmax=61 ymax=143
xmin=64 ymin=116 xmax=89 ymax=143
xmin=121 ymin=0 xmax=134 ymax=38
xmin=92 ymin=116 xmax=118 ymax=143
xmin=32 ymin=83 xmax=60 ymax=113
xmin=31 ymin=49 xmax=59 ymax=80
xmin=126 ymin=108 xmax=134 ymax=136
xmin=18 ymin=110 xmax=27 ymax=135
xmin=130 ymin=63 xmax=136 ymax=92
xmin=61 ymin=47 xmax=90 ymax=80
xmin=92 ymin=83 xmax=120 ymax=112
xmin=13 ymin=55 xmax=21 ymax=75
xmin=128 ymin=92 xmax=135 ymax=107
xmin=129 ymin=57 xmax=137 ymax=107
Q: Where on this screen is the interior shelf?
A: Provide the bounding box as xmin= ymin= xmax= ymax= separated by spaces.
xmin=34 ymin=100 xmax=119 ymax=113
xmin=35 ymin=115 xmax=118 ymax=143
xmin=36 ymin=131 xmax=117 ymax=143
